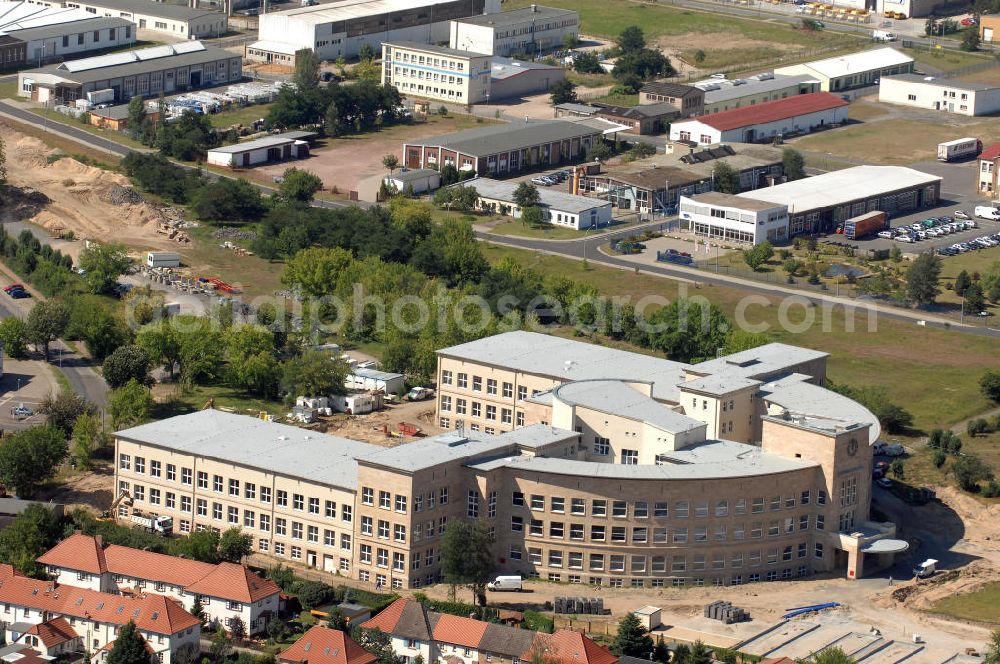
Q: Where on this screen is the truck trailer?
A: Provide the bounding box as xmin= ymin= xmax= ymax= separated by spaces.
xmin=130 ymin=513 xmax=173 ymax=535
xmin=937 ymin=138 xmax=982 ymax=162
xmin=844 ymin=211 xmax=888 ymax=240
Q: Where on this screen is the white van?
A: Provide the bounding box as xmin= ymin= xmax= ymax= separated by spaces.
xmin=913 ymin=559 xmax=937 ymax=578
xmin=872 ymin=30 xmax=897 ymax=41
xmin=975 ymin=205 xmax=1000 ymax=220
xmin=487 ymin=575 xmax=523 ymax=592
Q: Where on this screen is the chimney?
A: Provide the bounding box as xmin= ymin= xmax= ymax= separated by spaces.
xmin=96 ymin=535 xmax=105 ymax=549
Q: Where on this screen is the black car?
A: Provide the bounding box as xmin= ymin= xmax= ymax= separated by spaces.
xmin=9 ymin=289 xmax=31 ymax=299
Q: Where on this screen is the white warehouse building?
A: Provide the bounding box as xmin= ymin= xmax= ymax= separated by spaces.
xmin=878 ymin=73 xmax=1000 ymax=116
xmin=206 ymin=131 xmax=313 ymax=168
xmin=680 ymin=191 xmax=789 ymax=245
xmin=466 ymin=177 xmax=612 ymax=230
xmin=0 ymin=2 xmax=134 ymax=66
xmin=247 ymin=0 xmax=500 ymax=67
xmin=448 ymin=4 xmax=579 ymax=57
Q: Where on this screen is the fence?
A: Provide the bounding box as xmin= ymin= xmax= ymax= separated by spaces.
xmin=552 ymin=616 xmax=617 ymax=636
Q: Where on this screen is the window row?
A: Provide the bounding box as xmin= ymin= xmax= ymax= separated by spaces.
xmin=511 ymin=515 xmax=823 ymax=541
xmin=362 ymin=486 xmax=446 ymax=513
xmin=439 ymin=397 xmax=514 ymax=424
xmin=529 ymin=567 xmax=810 ymax=588
xmin=511 ymin=492 xmax=827 ymax=516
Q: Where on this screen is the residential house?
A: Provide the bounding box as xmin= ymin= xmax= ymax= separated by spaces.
xmin=638 ymin=81 xmax=704 ymax=116
xmin=279 ymin=625 xmax=376 ymax=664
xmin=37 ymin=534 xmax=280 ymax=634
xmin=6 ymin=617 xmax=81 ymax=657
xmin=978 ymin=141 xmax=1000 ymax=195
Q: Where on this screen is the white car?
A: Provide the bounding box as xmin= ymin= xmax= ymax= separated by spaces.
xmin=896 ymin=235 xmax=913 ymax=243
xmin=877 ymin=230 xmax=893 ymax=239
xmin=954 ymin=210 xmax=971 ymax=220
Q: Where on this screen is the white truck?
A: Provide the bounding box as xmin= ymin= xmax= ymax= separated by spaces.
xmin=872 ymin=29 xmax=897 ymax=41
xmin=975 ymin=205 xmax=1000 ymax=220
xmin=486 ymin=575 xmax=523 ymax=592
xmin=131 ymin=514 xmax=173 ymax=535
xmin=937 ymin=138 xmax=982 ymax=162
xmin=912 ymin=558 xmax=938 ymax=578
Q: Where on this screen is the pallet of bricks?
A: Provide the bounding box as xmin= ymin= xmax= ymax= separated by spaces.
xmin=554 ymin=597 xmax=604 ymax=615
xmin=704 ymin=600 xmax=749 ymax=624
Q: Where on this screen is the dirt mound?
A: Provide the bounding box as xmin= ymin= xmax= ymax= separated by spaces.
xmin=0 ymin=123 xmax=174 ymax=249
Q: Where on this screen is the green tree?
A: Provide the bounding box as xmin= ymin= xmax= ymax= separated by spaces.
xmin=0 ymin=135 xmax=6 ymax=185
xmin=513 ymin=182 xmax=541 ymax=209
xmin=616 ymin=25 xmax=646 ymax=53
xmin=108 ymin=379 xmax=154 ymax=429
xmin=783 ymin=257 xmax=803 ymax=276
xmin=280 ymin=168 xmax=324 ymax=203
xmin=549 ymin=79 xmax=578 ymax=105
xmin=72 ymin=411 xmax=105 ymax=470
xmin=218 ymin=527 xmax=253 ymax=563
xmin=355 ymin=628 xmax=397 ymax=664
xmin=906 ymin=252 xmax=942 ymax=306
xmin=293 ymin=48 xmax=321 ymax=91
xmin=890 ymin=458 xmax=905 ymax=479
xmin=0 ymin=425 xmax=67 ymax=498
xmin=193 ymin=178 xmax=267 ymax=223
xmin=723 ymin=329 xmax=769 ymax=355
xmin=522 ymin=206 xmax=545 ymax=228
xmin=191 ymin=596 xmax=205 ymax=623
xmin=297 ymin=581 xmax=335 ymax=610
xmin=0 ymin=503 xmax=63 ymax=575
xmin=933 ymin=449 xmax=947 ymax=468
xmin=39 ymin=389 xmax=95 ymax=435
xmin=281 ymin=350 xmax=350 ymax=397
xmin=103 ymin=345 xmax=152 ymax=389
xmin=325 ymin=101 xmax=343 ymax=137
xmin=743 ymin=241 xmax=775 ymax=271
xmin=981 ymin=370 xmax=1000 ymax=402
xmin=811 ymin=648 xmax=852 ymax=664
xmin=986 ymin=627 xmax=1000 ymax=664
xmin=688 ymin=641 xmax=712 ymax=664
xmin=0 ymin=316 xmax=28 ymax=359
xmin=610 ymin=613 xmax=654 ymax=658
xmin=693 ymin=49 xmax=707 ymax=64
xmin=440 ymin=519 xmax=495 ymax=605
xmin=652 ymin=637 xmax=670 ymax=664
xmin=961 ymin=25 xmax=981 ymax=51
xmin=965 ymin=282 xmax=986 ymax=314
xmin=952 ymin=454 xmax=994 ymax=491
xmin=382 ymin=154 xmax=399 ymax=175
xmin=968 ymin=418 xmax=989 ymax=437
xmin=955 ymin=269 xmax=972 ymax=296
xmin=229 ymin=616 xmax=247 ymax=642
xmin=282 ymin=247 xmax=354 ymax=297
xmin=177 ymin=529 xmax=221 ymax=564
xmin=782 ymin=147 xmax=806 ymax=181
xmin=136 ymin=320 xmax=181 ymax=379
xmin=712 ymin=161 xmax=740 ymax=194
xmin=26 ymin=298 xmax=69 ymax=360
xmin=359 ymin=42 xmax=375 ymax=62
xmin=107 ymin=621 xmax=151 ymax=664
xmin=562 ymin=32 xmax=578 ymax=50
xmin=646 ymin=299 xmax=730 ymax=363
xmin=127 ymin=96 xmax=147 ymax=141
xmin=210 ymin=626 xmax=233 ymax=664
xmin=890 ymin=245 xmax=903 ymax=263
xmin=832 ymin=383 xmax=912 ymax=434
xmin=573 ymin=51 xmax=603 ymax=74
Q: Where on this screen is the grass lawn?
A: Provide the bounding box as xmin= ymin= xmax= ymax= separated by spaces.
xmin=678 ymin=46 xmax=785 ymax=71
xmin=587 ymin=92 xmax=639 ymax=106
xmin=29 ymin=108 xmax=147 ymax=151
xmin=566 ymin=71 xmax=616 ymax=88
xmin=792 ymin=118 xmax=1000 ymax=164
xmin=904 ymin=45 xmax=994 ymax=73
xmin=151 ymin=381 xmax=285 ymax=420
xmin=898 ymin=429 xmax=1000 ymax=503
xmin=932 ymin=581 xmax=1000 ymax=623
xmin=0 ymin=81 xmax=18 ymax=99
xmin=208 ymin=103 xmax=275 ymax=129
xmin=489 ymin=220 xmax=593 ymax=240
xmin=848 ymin=99 xmax=891 ymax=122
xmin=480 ymin=243 xmax=1000 ymax=434
xmin=180 ymin=225 xmax=285 ymax=300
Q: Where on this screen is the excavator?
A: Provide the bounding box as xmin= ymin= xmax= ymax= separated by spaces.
xmin=98 ymin=490 xmax=133 ymax=522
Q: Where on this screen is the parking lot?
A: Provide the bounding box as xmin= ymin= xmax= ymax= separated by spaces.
xmin=0 ymin=357 xmax=58 ymax=434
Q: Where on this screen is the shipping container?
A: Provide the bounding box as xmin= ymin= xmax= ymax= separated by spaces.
xmin=844 ymin=211 xmax=888 ymax=240
xmin=937 ymin=137 xmax=982 ymax=162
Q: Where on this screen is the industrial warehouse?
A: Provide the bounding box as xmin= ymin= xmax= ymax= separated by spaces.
xmin=247 ymin=0 xmax=500 ymax=66
xmin=17 ymin=41 xmax=242 ymax=103
xmin=112 ymin=331 xmax=902 ymax=591
xmin=30 ymin=0 xmax=228 ymax=39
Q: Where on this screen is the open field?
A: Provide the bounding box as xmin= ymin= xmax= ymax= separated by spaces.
xmin=481 ymin=244 xmax=1000 ymax=433
xmin=899 ymin=429 xmax=1000 ymax=503
xmin=566 ymin=71 xmax=616 ymax=88
xmin=178 ymin=225 xmax=285 ymax=300
xmin=847 ymin=99 xmax=891 ymax=121
xmin=957 ymin=62 xmax=1000 ymax=86
xmin=792 ymin=118 xmax=1000 ymax=164
xmin=208 ymin=102 xmax=275 ymax=129
xmin=487 ymin=220 xmax=587 ymax=240
xmin=905 ymin=46 xmax=995 ymax=73
xmin=932 ymin=581 xmax=1000 ymax=623
xmin=0 ymin=82 xmax=18 ymax=99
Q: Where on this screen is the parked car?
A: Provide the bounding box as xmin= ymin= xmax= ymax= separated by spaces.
xmin=875 ymin=477 xmax=893 ymax=489
xmin=9 ymin=289 xmax=31 ymax=299
xmin=3 ymin=284 xmax=24 ymax=293
xmin=961 ymin=16 xmax=978 ymax=25
xmin=877 ymin=230 xmax=893 ymax=239
xmin=895 ymin=235 xmax=914 ymax=243
xmin=955 ymin=210 xmax=971 ymax=220
xmin=883 ymin=443 xmax=905 ymax=457
xmin=10 ymin=405 xmax=33 ymax=419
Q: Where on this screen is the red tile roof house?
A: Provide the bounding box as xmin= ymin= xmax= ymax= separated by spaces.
xmin=669 ymin=92 xmax=849 ymax=145
xmin=5 ymin=616 xmax=81 ymax=657
xmin=279 ymin=625 xmax=376 ymax=664
xmin=37 ymin=533 xmax=280 ymax=635
xmin=0 ymin=563 xmax=201 ymax=664
xmin=362 ymin=598 xmax=616 ymax=664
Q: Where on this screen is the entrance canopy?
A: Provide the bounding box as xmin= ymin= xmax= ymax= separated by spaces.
xmin=860 ymin=538 xmax=909 ymax=554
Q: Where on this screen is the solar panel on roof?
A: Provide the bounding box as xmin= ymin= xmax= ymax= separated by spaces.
xmin=171 ymin=41 xmax=205 ymax=55
xmin=302 ymin=643 xmax=311 ymax=652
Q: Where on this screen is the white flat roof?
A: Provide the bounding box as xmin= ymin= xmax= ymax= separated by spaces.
xmin=737 ymin=165 xmax=940 ymax=213
xmin=247 ymin=40 xmax=299 ymax=55
xmin=0 ymin=2 xmax=102 ymax=33
xmin=781 ymin=47 xmax=912 ymax=79
xmin=262 ymin=0 xmax=471 ymax=26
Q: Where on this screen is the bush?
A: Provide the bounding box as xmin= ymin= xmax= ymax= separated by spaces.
xmin=932 ymin=449 xmax=947 ymax=468
xmin=524 ymin=610 xmax=554 ymax=634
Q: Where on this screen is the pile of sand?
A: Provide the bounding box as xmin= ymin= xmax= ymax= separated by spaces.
xmin=0 ymin=125 xmax=174 ymax=248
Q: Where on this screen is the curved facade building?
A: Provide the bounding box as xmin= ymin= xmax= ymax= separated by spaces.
xmin=113 ymin=332 xmax=903 ymax=591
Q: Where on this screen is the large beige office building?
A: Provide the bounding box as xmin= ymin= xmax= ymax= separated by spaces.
xmin=114 ymin=332 xmax=904 ymax=592
xmin=382 ymin=41 xmax=492 ymax=105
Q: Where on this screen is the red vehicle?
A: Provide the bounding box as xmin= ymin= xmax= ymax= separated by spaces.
xmin=3 ymin=284 xmax=24 ymax=293
xmin=844 ymin=211 xmax=888 ymax=240
xmin=961 ymin=17 xmax=977 ymax=25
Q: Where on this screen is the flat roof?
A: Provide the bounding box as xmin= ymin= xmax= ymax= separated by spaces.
xmin=737 ymin=165 xmax=942 ymax=213
xmin=7 ymin=15 xmax=130 ymax=41
xmin=385 ymin=41 xmax=488 ymax=58
xmin=438 ymin=331 xmax=690 ymax=403
xmin=697 ymin=74 xmax=821 ymax=105
xmin=683 ymin=191 xmax=785 ymax=211
xmin=490 ymin=56 xmax=562 ymax=80
xmin=348 ymin=367 xmax=404 ymax=381
xmin=680 ymin=374 xmax=761 ymax=396
xmin=464 ymin=177 xmax=610 ymax=214
xmin=759 ymin=375 xmax=880 ymax=442
xmin=91 ymin=104 xmax=131 ymax=120
xmin=208 ymin=131 xmax=307 ymax=154
xmin=410 ymin=119 xmax=603 ymax=158
xmin=552 ymin=380 xmax=705 ymax=434
xmin=883 ymin=72 xmax=999 ymax=92
xmin=77 ymin=0 xmax=224 ymax=21
xmin=640 ymin=81 xmax=700 ymax=98
xmin=0 ymin=2 xmax=129 ymax=36
xmin=452 ymin=4 xmax=575 ymax=27
xmin=554 ymin=102 xmax=599 ymax=115
xmin=263 ymin=0 xmax=480 ymax=26
xmin=390 ymin=168 xmax=438 ymax=182
xmin=469 ymin=439 xmax=815 ymax=479
xmin=778 ymin=47 xmax=912 ymax=79
xmin=690 ymin=342 xmax=829 ymax=378
xmin=116 ymin=410 xmax=380 ymax=490
xmin=247 ymin=39 xmax=299 ymax=55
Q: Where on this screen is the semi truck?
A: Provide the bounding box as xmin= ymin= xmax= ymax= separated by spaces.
xmin=844 ymin=211 xmax=888 ymax=240
xmin=131 ymin=513 xmax=173 ymax=535
xmin=937 ymin=138 xmax=982 ymax=162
